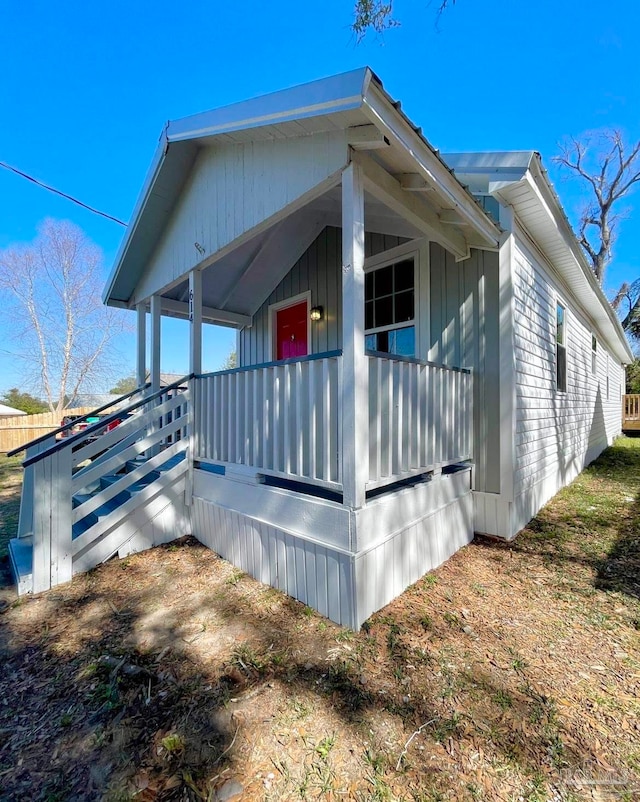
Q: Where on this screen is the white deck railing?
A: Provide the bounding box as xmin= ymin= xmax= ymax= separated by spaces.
xmin=194 ymin=351 xmax=472 ymax=495
xmin=18 ymin=380 xmax=190 ymax=593
xmin=194 ymin=351 xmax=342 ymax=489
xmin=367 ymin=354 xmax=473 ymax=489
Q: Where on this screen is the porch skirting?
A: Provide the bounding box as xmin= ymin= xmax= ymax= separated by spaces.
xmin=191 ymin=466 xmax=473 ymax=629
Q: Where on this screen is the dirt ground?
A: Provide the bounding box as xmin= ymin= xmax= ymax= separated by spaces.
xmin=0 ymin=441 xmax=639 ymax=801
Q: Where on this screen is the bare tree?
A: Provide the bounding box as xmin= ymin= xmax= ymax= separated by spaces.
xmin=554 ymin=130 xmax=640 ymax=285
xmin=352 ymin=0 xmax=455 ymax=40
xmin=612 ymin=279 xmax=640 ymax=341
xmin=0 ymin=219 xmax=128 ymax=414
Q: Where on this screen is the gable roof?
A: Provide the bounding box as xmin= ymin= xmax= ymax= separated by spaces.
xmin=103 ymin=68 xmax=501 ymax=308
xmin=0 ymin=403 xmax=27 ymax=417
xmin=446 ymin=151 xmax=633 ymax=364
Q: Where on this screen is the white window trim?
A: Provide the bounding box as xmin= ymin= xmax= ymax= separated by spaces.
xmin=556 ymin=299 xmax=568 ymax=393
xmin=364 ymin=243 xmax=420 ymax=357
xmin=268 ymin=290 xmax=312 ymax=361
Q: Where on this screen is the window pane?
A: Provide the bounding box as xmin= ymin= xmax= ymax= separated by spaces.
xmin=394 ymin=289 xmax=414 ymax=323
xmin=365 ymin=271 xmax=374 ymax=302
xmin=376 ymin=331 xmax=390 ymax=352
xmin=375 ymin=295 xmax=393 ymax=328
xmin=557 ymin=344 xmax=567 ymax=392
xmin=392 ymin=326 xmax=415 ymax=357
xmin=556 ymin=304 xmax=565 ymax=345
xmin=375 ymin=265 xmax=393 ymax=297
xmin=365 ymin=300 xmax=374 ymax=330
xmin=365 ymin=333 xmax=377 ymax=352
xmin=394 ymin=260 xmax=414 ymax=291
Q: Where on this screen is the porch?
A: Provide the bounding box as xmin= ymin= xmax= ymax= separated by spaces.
xmin=622 ymin=394 xmax=640 ymax=432
xmin=193 ymin=350 xmax=472 ymax=495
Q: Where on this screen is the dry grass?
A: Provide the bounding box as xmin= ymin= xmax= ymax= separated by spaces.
xmin=0 ymin=441 xmax=639 ymax=801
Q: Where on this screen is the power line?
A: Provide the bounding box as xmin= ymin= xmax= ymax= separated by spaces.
xmin=0 ymin=160 xmax=127 ymax=227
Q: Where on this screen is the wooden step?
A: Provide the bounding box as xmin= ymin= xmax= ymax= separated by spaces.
xmin=8 ymin=537 xmax=33 ymax=596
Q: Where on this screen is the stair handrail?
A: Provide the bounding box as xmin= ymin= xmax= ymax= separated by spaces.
xmin=7 ymin=383 xmax=153 ymax=458
xmin=19 ymin=375 xmax=193 ymax=468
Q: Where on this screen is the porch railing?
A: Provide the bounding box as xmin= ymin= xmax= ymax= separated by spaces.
xmin=195 ymin=351 xmax=342 ymax=489
xmin=15 ymin=378 xmax=190 ymax=593
xmin=367 ymin=354 xmax=473 ymax=489
xmin=622 ymin=394 xmax=640 ymax=430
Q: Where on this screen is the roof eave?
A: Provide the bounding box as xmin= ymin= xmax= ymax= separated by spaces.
xmin=499 ymin=161 xmax=632 ymax=364
xmin=527 ymin=158 xmax=632 ymax=363
xmin=166 ymin=67 xmax=373 ymax=143
xmin=362 ymin=83 xmax=502 ymax=249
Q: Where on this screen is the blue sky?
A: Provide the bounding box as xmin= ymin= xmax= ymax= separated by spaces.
xmin=1 ymin=0 xmax=639 ymax=393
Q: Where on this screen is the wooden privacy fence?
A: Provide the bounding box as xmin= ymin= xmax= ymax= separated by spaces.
xmin=622 ymin=394 xmax=640 ymax=431
xmin=0 ymin=408 xmax=94 ymax=454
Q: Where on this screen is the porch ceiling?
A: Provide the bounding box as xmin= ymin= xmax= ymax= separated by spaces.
xmin=159 ymin=187 xmax=426 ymax=324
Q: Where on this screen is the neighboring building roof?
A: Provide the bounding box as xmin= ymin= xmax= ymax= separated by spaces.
xmin=446 ymin=151 xmax=633 ymax=365
xmin=0 ymin=404 xmax=27 ymax=417
xmin=66 ymin=393 xmax=123 ymax=409
xmin=103 ymin=67 xmax=500 ymax=308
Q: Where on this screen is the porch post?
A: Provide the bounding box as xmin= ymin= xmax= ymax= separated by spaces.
xmin=136 ymin=302 xmax=146 ymax=388
xmin=150 ymin=294 xmax=161 ymax=392
xmin=189 ymin=269 xmax=203 ymax=376
xmin=341 ymin=160 xmax=367 ymax=509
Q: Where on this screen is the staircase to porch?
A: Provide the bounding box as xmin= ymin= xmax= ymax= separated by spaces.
xmin=8 ymin=378 xmax=192 ymax=595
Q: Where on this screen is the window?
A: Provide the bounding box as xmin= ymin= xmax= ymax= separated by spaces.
xmin=556 ymin=302 xmax=567 ymax=392
xmin=591 ymin=335 xmax=597 ymax=375
xmin=365 ymin=257 xmax=415 ymax=357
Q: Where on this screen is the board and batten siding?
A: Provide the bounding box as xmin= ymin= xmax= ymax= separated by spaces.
xmin=428 ymin=242 xmax=501 ymax=495
xmin=511 ymin=229 xmax=623 ymax=533
xmin=239 ymin=226 xmax=407 ymax=366
xmin=134 ymin=133 xmax=350 ymax=304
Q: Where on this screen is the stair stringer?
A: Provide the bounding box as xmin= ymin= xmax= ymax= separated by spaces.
xmin=72 ymin=460 xmax=190 ymax=574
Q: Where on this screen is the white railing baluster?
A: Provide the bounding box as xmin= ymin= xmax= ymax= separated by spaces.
xmin=366 ymin=355 xmax=473 ymax=491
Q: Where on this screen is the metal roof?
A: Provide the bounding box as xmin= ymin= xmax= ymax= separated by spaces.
xmin=103 ymin=68 xmax=500 ymax=308
xmin=0 ymin=404 xmax=27 ymax=417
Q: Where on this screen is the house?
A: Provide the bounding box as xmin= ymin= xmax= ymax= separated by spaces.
xmin=0 ymin=404 xmax=27 ymax=419
xmin=9 ymin=68 xmax=632 ymax=628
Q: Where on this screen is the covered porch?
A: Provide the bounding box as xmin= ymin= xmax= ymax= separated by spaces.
xmin=130 ymin=150 xmax=488 ymax=509
xmin=101 ymin=67 xmax=501 ymax=626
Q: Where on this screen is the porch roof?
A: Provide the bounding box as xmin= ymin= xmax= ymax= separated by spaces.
xmin=446 ymin=151 xmax=633 ymax=365
xmin=103 ymin=68 xmax=501 ymax=314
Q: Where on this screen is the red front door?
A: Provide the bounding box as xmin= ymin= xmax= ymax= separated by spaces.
xmin=275 ymin=301 xmax=308 ymax=360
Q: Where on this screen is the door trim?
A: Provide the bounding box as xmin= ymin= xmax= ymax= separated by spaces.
xmin=268 ymin=290 xmax=312 ymax=361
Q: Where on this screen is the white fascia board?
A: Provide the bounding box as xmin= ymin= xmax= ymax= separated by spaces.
xmin=102 ymin=128 xmax=169 ymax=306
xmin=167 ymin=67 xmax=372 ymax=142
xmin=524 ymin=166 xmax=632 ymax=364
xmin=499 ymin=171 xmax=632 ymax=364
xmin=361 ymin=83 xmax=501 ymax=249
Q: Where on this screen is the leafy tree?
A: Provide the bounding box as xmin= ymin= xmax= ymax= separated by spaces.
xmin=221 ymin=349 xmax=237 ymax=370
xmin=110 ymin=375 xmax=137 ymax=395
xmin=0 ymin=387 xmax=48 ymax=414
xmin=353 ymin=0 xmax=453 ymax=39
xmin=0 ymin=219 xmax=128 ymax=414
xmin=625 ymin=358 xmax=640 ymax=393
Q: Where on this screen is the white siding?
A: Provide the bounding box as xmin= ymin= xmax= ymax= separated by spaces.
xmin=428 ymin=244 xmax=501 ymax=494
xmin=134 ymin=132 xmax=350 ymax=303
xmin=191 ymin=467 xmax=473 ymax=629
xmin=511 ymin=229 xmax=623 ymax=532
